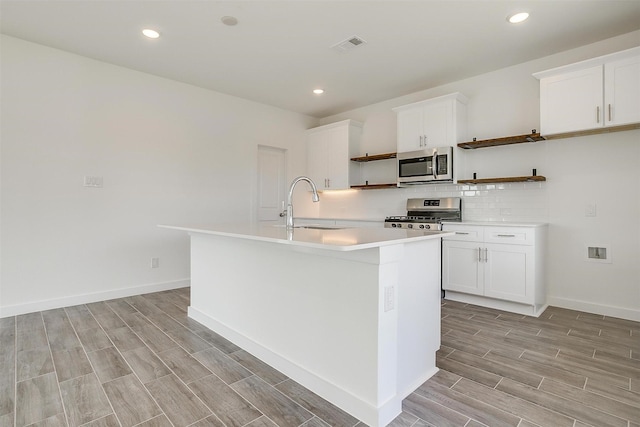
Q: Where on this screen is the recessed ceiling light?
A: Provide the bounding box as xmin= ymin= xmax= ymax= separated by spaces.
xmin=221 ymin=16 xmax=238 ymax=26
xmin=507 ymin=12 xmax=529 ymax=24
xmin=142 ymin=28 xmax=160 ymax=39
xmin=313 ymin=89 xmax=324 ymax=95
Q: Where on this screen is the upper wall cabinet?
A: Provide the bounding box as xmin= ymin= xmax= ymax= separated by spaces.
xmin=534 ymin=47 xmax=640 ymax=136
xmin=307 ymin=120 xmax=362 ymax=191
xmin=392 ymin=92 xmax=468 ymax=153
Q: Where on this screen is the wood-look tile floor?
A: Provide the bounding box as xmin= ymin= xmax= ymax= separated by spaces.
xmin=1 ymin=289 xmax=638 ymax=427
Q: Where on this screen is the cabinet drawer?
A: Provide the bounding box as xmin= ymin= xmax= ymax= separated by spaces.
xmin=442 ymin=224 xmax=483 ymax=242
xmin=484 ymin=227 xmax=534 ymax=246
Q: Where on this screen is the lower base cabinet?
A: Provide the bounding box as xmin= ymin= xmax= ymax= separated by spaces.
xmin=442 ymin=223 xmax=547 ymax=316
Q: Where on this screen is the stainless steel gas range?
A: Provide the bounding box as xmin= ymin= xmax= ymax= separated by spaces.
xmin=384 ymin=197 xmax=462 ymax=230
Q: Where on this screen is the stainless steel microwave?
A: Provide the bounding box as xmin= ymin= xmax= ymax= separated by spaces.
xmin=397 ymin=146 xmax=453 ymax=185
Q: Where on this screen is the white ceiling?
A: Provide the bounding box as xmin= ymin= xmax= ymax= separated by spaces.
xmin=2 ymin=1 xmax=640 ymax=118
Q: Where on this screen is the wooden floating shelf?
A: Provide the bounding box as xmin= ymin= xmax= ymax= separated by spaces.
xmin=350 ymin=183 xmax=398 ymax=190
xmin=458 ymin=133 xmax=545 ymax=149
xmin=457 ymin=175 xmax=546 ymax=184
xmin=542 ymin=123 xmax=640 ymax=140
xmin=350 ymin=152 xmax=397 ymax=162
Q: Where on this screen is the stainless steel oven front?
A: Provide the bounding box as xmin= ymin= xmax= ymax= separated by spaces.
xmin=397 ymin=146 xmax=453 ymax=185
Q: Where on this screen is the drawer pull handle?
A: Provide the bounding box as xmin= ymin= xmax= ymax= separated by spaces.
xmin=497 ymin=234 xmax=516 ymax=237
xmin=455 ymin=232 xmax=470 ymax=235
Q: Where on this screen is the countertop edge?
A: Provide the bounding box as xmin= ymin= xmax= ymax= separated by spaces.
xmin=159 ymin=224 xmax=453 ymax=252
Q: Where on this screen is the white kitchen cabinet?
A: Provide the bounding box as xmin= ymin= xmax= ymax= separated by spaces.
xmin=534 ymin=46 xmax=640 ymax=136
xmin=393 ymin=92 xmax=468 ymax=153
xmin=307 ymin=120 xmax=362 ymax=191
xmin=605 ymin=54 xmax=640 ymax=126
xmin=442 ymin=223 xmax=547 ymax=317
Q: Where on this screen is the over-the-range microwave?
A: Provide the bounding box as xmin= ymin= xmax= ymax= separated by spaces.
xmin=397 ymin=146 xmax=453 ymax=186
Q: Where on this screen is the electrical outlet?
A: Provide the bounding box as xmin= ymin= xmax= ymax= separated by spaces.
xmin=151 ymin=257 xmax=160 ymax=268
xmin=585 ymin=203 xmax=597 ymax=217
xmin=384 ymin=286 xmax=395 ymax=312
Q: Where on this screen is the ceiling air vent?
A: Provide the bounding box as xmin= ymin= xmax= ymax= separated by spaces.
xmin=331 ymin=35 xmax=367 ymax=53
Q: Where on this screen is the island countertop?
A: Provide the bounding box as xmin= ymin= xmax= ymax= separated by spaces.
xmin=159 ymin=222 xmax=452 ymax=251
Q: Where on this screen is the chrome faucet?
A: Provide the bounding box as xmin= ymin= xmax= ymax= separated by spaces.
xmin=286 ymin=176 xmax=320 ymax=229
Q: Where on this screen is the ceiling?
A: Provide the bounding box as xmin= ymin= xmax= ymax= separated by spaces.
xmin=2 ymin=1 xmax=640 ymax=118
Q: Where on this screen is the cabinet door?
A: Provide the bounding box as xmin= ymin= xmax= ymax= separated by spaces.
xmin=540 ymin=65 xmax=603 ymax=135
xmin=483 ymin=243 xmax=534 ymax=304
xmin=397 ymin=107 xmax=424 ymax=152
xmin=605 ymin=55 xmax=640 ymax=127
xmin=325 ymin=126 xmax=350 ymax=190
xmin=442 ymin=241 xmax=483 ymax=295
xmin=422 ymin=100 xmax=452 ymax=148
xmin=307 ymin=131 xmax=329 ymax=190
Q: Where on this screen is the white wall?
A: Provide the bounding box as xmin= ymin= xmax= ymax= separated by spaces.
xmin=305 ymin=31 xmax=640 ymax=321
xmin=0 ymin=35 xmax=317 ymax=316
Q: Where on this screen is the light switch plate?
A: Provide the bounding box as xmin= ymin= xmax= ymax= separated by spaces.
xmin=83 ymin=176 xmax=103 ymax=188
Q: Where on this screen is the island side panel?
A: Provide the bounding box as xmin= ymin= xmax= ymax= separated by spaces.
xmin=396 ymin=239 xmax=441 ymax=396
xmin=187 ymin=232 xmax=401 ymax=425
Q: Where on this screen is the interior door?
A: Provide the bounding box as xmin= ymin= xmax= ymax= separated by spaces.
xmin=257 ymin=145 xmax=286 ymax=222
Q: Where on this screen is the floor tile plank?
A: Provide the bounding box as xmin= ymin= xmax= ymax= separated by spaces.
xmin=145 ymin=374 xmax=211 ymax=426
xmin=59 ymin=373 xmax=112 ymax=427
xmin=193 ymin=348 xmax=253 ymax=385
xmin=16 ymin=348 xmax=54 ymax=382
xmin=189 ymin=374 xmax=262 ymax=427
xmin=50 ymin=347 xmax=93 ymax=383
xmin=74 ymin=328 xmax=112 ymax=354
xmin=274 ymin=379 xmax=359 ymax=427
xmin=86 ymin=347 xmax=132 ymax=383
xmin=496 ymin=377 xmax=628 ymax=427
xmin=102 ymin=374 xmax=162 ymax=427
xmin=121 ymin=346 xmax=171 ymax=384
xmin=104 ymin=327 xmax=145 ymax=353
xmin=231 ymin=376 xmax=313 ymax=427
xmin=15 ymin=373 xmax=64 ymax=427
xmin=414 ymin=381 xmax=521 ymax=427
xmin=156 ymin=347 xmax=211 ymax=384
xmin=539 ymin=378 xmax=640 ymax=423
xmin=230 ymin=350 xmax=288 ymax=385
xmin=451 ymin=377 xmax=574 ymax=427
xmin=402 ymin=392 xmax=469 ymax=427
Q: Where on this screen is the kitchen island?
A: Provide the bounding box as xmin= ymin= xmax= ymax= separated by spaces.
xmin=159 ymin=223 xmax=451 ymax=427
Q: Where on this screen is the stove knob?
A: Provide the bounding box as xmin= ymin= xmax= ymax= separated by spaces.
xmin=419 ymin=225 xmax=425 ymax=229
xmin=425 ymin=224 xmax=431 ymax=229
xmin=397 ymin=224 xmax=402 ymax=228
xmin=391 ymin=223 xmax=396 ymax=228
xmin=408 ymin=224 xmax=413 ymax=229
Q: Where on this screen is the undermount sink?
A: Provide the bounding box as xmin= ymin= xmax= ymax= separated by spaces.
xmin=269 ymin=224 xmax=347 ymax=230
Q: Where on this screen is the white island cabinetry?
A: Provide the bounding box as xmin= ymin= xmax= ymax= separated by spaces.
xmin=307 ymin=119 xmax=362 ymax=190
xmin=442 ymin=222 xmax=547 ymax=317
xmin=534 ymin=46 xmax=640 ymax=136
xmin=160 ymin=223 xmax=448 ymax=427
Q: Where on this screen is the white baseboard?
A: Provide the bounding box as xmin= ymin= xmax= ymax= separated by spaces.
xmin=444 ymin=292 xmax=548 ymax=317
xmin=547 ymin=296 xmax=640 ymax=322
xmin=0 ymin=279 xmax=190 ymax=318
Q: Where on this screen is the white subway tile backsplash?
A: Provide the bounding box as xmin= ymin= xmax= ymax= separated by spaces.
xmin=315 ymin=181 xmax=548 ymax=223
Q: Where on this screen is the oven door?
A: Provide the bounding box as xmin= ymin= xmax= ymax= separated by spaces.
xmin=397 ymin=147 xmax=453 ymax=185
